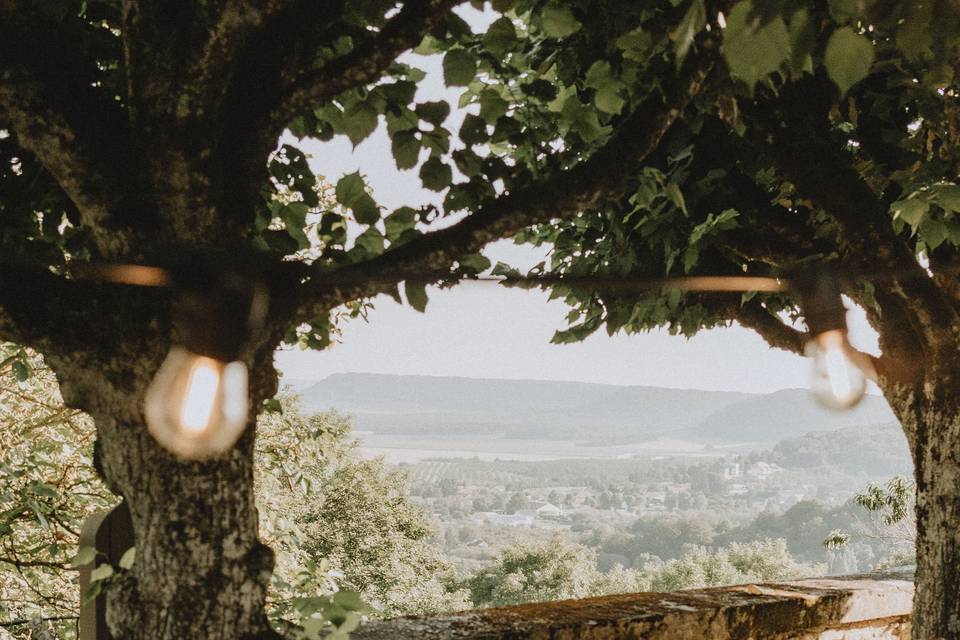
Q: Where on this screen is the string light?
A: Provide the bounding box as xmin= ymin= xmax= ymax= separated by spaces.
xmin=145 ymin=348 xmax=250 ymax=459
xmin=5 ymin=253 xmax=899 ymax=454
xmin=793 ymin=267 xmax=875 ymax=410
xmin=139 ymin=256 xmax=268 ymax=460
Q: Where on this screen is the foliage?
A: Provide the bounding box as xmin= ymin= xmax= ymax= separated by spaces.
xmin=465 ymin=534 xmax=642 ymax=607
xmin=257 ymin=396 xmax=471 ymax=619
xmin=649 ymin=538 xmax=823 ymax=591
xmin=823 ymin=476 xmax=916 ymax=568
xmin=484 ymin=0 xmax=960 ymax=356
xmin=466 ymin=533 xmax=819 ymax=607
xmin=0 ymin=352 xmax=466 ymax=637
xmin=4 ymin=0 xmax=960 ymax=634
xmin=0 ymin=345 xmax=114 ymax=639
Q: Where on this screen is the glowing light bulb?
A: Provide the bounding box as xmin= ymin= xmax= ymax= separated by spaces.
xmin=805 ymin=329 xmax=867 ymax=410
xmin=144 ymin=347 xmax=249 ymax=459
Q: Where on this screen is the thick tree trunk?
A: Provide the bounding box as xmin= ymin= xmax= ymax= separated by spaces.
xmin=54 ymin=349 xmax=280 ymax=640
xmin=889 ymin=386 xmax=960 ymax=640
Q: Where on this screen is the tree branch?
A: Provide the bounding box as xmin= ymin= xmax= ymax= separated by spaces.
xmin=733 ymin=299 xmax=806 ymax=356
xmin=750 ymin=75 xmax=960 ymax=362
xmin=0 ymin=257 xmax=165 ymax=361
xmin=267 ymin=0 xmax=463 ymax=137
xmin=186 ymin=0 xmax=342 ymax=123
xmin=285 ymin=44 xmax=719 ymax=323
xmin=0 ymin=12 xmax=138 ymax=256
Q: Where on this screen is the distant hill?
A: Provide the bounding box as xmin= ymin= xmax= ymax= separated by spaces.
xmin=689 ymin=389 xmax=896 ymax=443
xmin=298 ymin=373 xmax=896 ymax=444
xmin=770 ymin=422 xmax=911 ymax=477
xmin=300 ymin=373 xmax=749 ymax=441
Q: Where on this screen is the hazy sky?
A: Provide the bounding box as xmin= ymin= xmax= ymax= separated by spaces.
xmin=274 ymin=7 xmax=879 ymax=394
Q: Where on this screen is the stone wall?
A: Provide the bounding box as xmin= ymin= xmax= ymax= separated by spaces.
xmin=355 ymin=570 xmax=913 ymax=639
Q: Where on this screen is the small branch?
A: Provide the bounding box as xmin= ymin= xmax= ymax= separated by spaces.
xmin=0 ymin=257 xmax=166 ymax=364
xmin=733 ymin=300 xmax=807 ymax=356
xmin=268 ymin=0 xmax=463 ymax=136
xmin=0 ymin=615 xmax=79 ymax=628
xmin=287 ymin=45 xmax=719 ymax=323
xmin=0 ymin=556 xmax=72 ymax=570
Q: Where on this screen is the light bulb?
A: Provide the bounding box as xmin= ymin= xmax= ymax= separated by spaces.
xmin=805 ymin=329 xmax=867 ymax=410
xmin=144 ymin=346 xmax=249 ymax=459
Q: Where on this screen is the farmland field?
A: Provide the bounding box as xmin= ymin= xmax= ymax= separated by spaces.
xmin=355 ymin=431 xmax=743 ymax=464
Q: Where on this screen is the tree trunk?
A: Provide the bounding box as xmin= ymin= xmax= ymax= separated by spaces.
xmin=889 ymin=386 xmax=960 ymax=640
xmin=54 ymin=348 xmax=280 ymax=640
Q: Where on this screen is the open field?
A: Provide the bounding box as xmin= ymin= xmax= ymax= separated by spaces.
xmin=355 ymin=431 xmax=750 ymax=463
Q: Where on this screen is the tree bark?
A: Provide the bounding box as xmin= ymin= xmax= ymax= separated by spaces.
xmin=53 ymin=348 xmax=281 ymax=640
xmin=887 ymin=385 xmax=960 ymax=640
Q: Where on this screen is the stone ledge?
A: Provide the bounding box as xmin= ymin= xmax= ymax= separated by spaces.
xmin=355 ymin=570 xmax=914 ymax=640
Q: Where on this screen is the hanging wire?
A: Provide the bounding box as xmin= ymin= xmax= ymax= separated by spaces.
xmin=0 ymin=254 xmax=945 ymax=294
xmin=69 ymin=263 xmax=171 ymax=287
xmin=469 ymin=275 xmax=789 ymax=293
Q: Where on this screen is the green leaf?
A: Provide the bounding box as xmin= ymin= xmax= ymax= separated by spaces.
xmin=824 ymin=27 xmax=874 ymax=95
xmin=385 ymin=207 xmax=418 ymax=240
xmin=12 ymin=360 xmax=30 ymax=382
xmin=519 ymin=79 xmax=557 ymax=103
xmin=483 ymin=16 xmax=518 ymax=57
xmin=414 ymin=35 xmax=443 ymax=55
xmin=262 ymin=397 xmax=283 ymax=413
xmin=381 ymin=80 xmax=417 ymax=107
xmin=683 ymin=245 xmax=699 ymax=273
xmin=415 ymin=101 xmax=450 ymax=126
xmin=71 ymin=546 xmax=97 ymax=567
xmin=665 ymin=183 xmax=688 ymax=215
xmin=452 ymin=148 xmax=484 ymax=177
xmin=541 ymin=2 xmax=582 ymax=38
xmin=893 ymin=198 xmax=929 ymax=226
xmin=281 ymin=203 xmax=311 ymax=249
xmin=82 ymin=580 xmax=102 ymax=604
xmin=404 ymin=280 xmax=429 ymax=312
xmin=90 ymin=563 xmax=114 ymax=582
xmin=391 ymin=130 xmax=421 ymax=170
xmin=419 ymin=158 xmax=453 ymax=192
xmin=332 ymin=590 xmax=370 ymax=612
xmin=616 ymin=28 xmax=653 ymax=62
xmin=669 ymin=0 xmax=706 ymax=61
xmin=722 ymin=2 xmax=791 ymax=89
xmin=896 ymin=2 xmax=934 ymax=60
xmin=921 ymin=218 xmax=948 ymax=249
xmin=460 ymin=113 xmax=489 ymax=145
xmin=459 ymin=253 xmax=491 ymax=273
xmin=479 ymin=89 xmax=510 ymax=123
xmin=342 ymin=100 xmax=378 ymax=146
xmin=421 ymin=129 xmax=451 ymax=156
xmin=786 ymin=8 xmax=815 ymax=75
xmin=118 ymin=547 xmax=136 ymax=570
xmin=442 ymin=49 xmax=477 ymax=87
xmin=585 ymin=61 xmax=626 ymax=114
xmin=933 ymin=184 xmax=960 ymax=212
xmin=336 ymin=173 xmax=380 ymax=225
xmin=335 ymin=172 xmax=365 ymax=206
xmin=352 ymin=227 xmax=384 ymax=257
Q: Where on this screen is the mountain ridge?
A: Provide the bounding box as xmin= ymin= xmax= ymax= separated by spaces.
xmin=296 ymin=372 xmax=896 ymax=444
